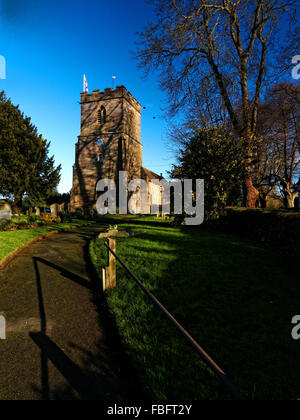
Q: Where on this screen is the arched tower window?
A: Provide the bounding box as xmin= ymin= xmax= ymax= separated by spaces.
xmin=97 ymin=109 xmax=102 ymax=124
xmin=98 ymin=106 xmax=106 ymax=124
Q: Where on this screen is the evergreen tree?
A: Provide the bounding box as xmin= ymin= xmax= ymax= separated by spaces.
xmin=0 ymin=91 xmax=61 ymax=211
xmin=170 ymin=128 xmax=245 ymax=219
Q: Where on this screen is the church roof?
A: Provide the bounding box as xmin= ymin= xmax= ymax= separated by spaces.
xmin=141 ymin=167 xmax=163 ymax=181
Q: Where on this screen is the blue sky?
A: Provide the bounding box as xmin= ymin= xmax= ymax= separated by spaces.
xmin=0 ymin=0 xmax=174 ymax=193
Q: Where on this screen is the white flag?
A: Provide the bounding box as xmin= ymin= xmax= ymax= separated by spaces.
xmin=83 ymin=74 xmax=88 ymax=93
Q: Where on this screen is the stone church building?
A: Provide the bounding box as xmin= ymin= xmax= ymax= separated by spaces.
xmin=70 ymin=85 xmax=162 ymax=213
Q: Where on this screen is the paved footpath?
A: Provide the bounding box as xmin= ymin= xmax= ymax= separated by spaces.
xmin=0 ymin=225 xmax=136 ymax=400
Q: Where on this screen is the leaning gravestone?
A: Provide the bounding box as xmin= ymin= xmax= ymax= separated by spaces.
xmin=50 ymin=203 xmax=59 ymax=218
xmin=0 ymin=200 xmax=12 ymax=221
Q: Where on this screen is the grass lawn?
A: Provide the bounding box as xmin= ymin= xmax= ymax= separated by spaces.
xmin=0 ymin=219 xmax=94 ymax=265
xmin=90 ymin=215 xmax=300 ymax=400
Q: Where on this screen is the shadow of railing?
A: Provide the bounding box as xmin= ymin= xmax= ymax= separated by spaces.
xmin=30 ymin=332 xmax=103 ymax=400
xmin=32 ymin=257 xmax=50 ymax=400
xmin=30 ymin=235 xmax=144 ymax=400
xmin=34 ymin=257 xmax=93 ymax=291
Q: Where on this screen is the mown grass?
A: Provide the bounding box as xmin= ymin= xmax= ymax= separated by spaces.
xmin=0 ymin=219 xmax=94 ymax=265
xmin=90 ymin=215 xmax=300 ymax=400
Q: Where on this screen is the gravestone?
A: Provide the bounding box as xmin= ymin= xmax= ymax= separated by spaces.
xmin=0 ymin=200 xmax=12 ymax=221
xmin=35 ymin=207 xmax=41 ymax=216
xmin=50 ymin=203 xmax=59 ymax=218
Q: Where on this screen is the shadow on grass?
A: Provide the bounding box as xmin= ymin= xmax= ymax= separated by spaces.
xmin=96 ymin=219 xmax=300 ymax=400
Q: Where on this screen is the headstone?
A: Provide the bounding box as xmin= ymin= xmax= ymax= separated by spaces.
xmin=35 ymin=207 xmax=41 ymax=216
xmin=50 ymin=203 xmax=59 ymax=218
xmin=0 ymin=200 xmax=12 ymax=221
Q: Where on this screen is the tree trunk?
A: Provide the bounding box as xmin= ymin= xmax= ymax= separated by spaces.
xmin=258 ymin=195 xmax=267 ymax=209
xmin=243 ymin=128 xmax=259 ymax=208
xmin=283 ymin=188 xmax=298 ymax=209
xmin=244 ymin=178 xmax=259 ymax=208
xmin=12 ymin=196 xmax=23 ymax=214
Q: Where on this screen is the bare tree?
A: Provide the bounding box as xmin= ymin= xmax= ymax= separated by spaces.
xmin=256 ymin=83 xmax=300 ymax=208
xmin=136 ymin=0 xmax=296 ymax=207
xmin=253 ymin=141 xmax=281 ymax=208
xmin=276 ymin=25 xmax=300 ymax=84
xmin=269 ymin=84 xmax=300 ymax=208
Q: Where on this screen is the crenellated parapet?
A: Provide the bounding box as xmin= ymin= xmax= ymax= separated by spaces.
xmin=80 ymin=85 xmax=141 ymax=113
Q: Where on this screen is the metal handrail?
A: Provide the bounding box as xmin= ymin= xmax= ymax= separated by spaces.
xmin=104 ymin=242 xmax=247 ymax=400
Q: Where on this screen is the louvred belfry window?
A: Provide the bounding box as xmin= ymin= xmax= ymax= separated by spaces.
xmin=98 ymin=106 xmax=106 ymax=124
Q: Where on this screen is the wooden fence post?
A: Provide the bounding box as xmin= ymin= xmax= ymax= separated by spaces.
xmin=103 ymin=238 xmax=117 ymax=291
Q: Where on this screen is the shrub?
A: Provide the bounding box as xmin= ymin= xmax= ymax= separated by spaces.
xmin=171 ymin=213 xmax=186 ymax=227
xmin=0 ymin=219 xmax=12 ymax=231
xmin=75 ymin=208 xmax=84 ymax=219
xmin=58 ymin=211 xmax=71 ymax=223
xmin=27 ymin=215 xmax=38 ymax=225
xmin=42 ymin=213 xmax=51 ymax=219
xmin=17 ymin=221 xmax=30 ymax=230
xmin=222 ymin=208 xmax=300 ymax=258
xmin=52 ymin=216 xmax=61 ymax=224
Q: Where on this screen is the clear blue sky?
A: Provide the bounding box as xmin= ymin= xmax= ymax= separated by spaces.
xmin=0 ymin=0 xmax=174 ymax=193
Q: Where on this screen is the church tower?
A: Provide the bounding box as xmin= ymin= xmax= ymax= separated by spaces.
xmin=70 ymin=86 xmax=143 ymax=212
